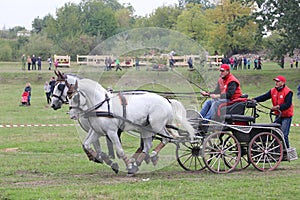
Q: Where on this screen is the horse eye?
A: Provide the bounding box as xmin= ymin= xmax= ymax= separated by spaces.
xmin=58 ymin=84 xmax=65 ymax=91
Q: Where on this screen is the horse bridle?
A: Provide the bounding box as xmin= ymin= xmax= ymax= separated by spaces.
xmin=67 ymin=86 xmax=111 ymax=117
xmin=52 ymin=81 xmax=68 ymax=103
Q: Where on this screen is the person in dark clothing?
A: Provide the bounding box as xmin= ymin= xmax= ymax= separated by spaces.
xmin=187 ymin=57 xmax=193 ymax=69
xmin=37 ymin=56 xmax=42 ymax=70
xmin=297 ymin=84 xmax=300 ymax=100
xmin=24 ymin=82 xmax=32 ymax=105
xmin=253 ymin=76 xmax=293 ymax=148
xmin=31 ymin=55 xmax=37 ymax=70
xmin=199 ymin=64 xmax=242 ymax=120
xmin=49 ymin=77 xmax=56 ymax=95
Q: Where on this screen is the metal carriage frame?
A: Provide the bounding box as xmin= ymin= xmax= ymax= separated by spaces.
xmin=174 ymin=99 xmax=298 ymax=174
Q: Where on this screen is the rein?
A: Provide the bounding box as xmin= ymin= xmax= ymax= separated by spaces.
xmin=84 ymin=93 xmax=111 ymax=117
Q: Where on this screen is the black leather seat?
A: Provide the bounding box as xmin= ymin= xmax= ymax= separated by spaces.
xmin=224 ymin=114 xmax=255 ymax=123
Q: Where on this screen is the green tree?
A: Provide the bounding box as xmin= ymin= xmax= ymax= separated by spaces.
xmin=0 ymin=41 xmax=13 ymax=61
xmin=32 ymin=17 xmax=44 ymax=34
xmin=20 ymin=33 xmax=54 ymax=60
xmin=147 ymin=5 xmax=182 ymax=29
xmin=176 ymin=4 xmax=212 ymax=47
xmin=240 ymin=0 xmax=300 ymax=59
xmin=178 ymin=0 xmax=214 ymax=9
xmin=80 ymin=0 xmax=118 ymax=38
xmin=205 ymin=0 xmax=258 ymax=55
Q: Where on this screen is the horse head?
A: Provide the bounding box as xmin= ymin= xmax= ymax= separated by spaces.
xmin=67 ymin=80 xmax=88 ymax=120
xmin=50 ymin=71 xmax=68 ymax=110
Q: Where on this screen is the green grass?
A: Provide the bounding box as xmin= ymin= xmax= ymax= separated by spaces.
xmin=0 ymin=61 xmax=300 ymax=199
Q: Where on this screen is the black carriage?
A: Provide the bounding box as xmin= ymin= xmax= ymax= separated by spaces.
xmin=174 ymin=97 xmax=298 ymax=174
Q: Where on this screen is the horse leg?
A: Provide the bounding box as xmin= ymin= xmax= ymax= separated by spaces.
xmin=150 ymin=137 xmax=170 ymax=166
xmin=106 ymin=130 xmax=130 ymax=170
xmin=128 ymin=137 xmax=153 ymax=175
xmin=82 ymin=129 xmax=104 ymax=163
xmin=91 ymin=139 xmax=104 ymax=164
xmin=100 ymin=152 xmax=119 ymax=174
xmin=105 ymin=136 xmax=115 ymax=159
xmin=106 ymin=128 xmax=122 ymax=159
xmin=83 ymin=129 xmax=119 ymax=173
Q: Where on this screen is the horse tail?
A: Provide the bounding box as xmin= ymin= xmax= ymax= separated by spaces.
xmin=169 ymin=99 xmax=195 ymax=139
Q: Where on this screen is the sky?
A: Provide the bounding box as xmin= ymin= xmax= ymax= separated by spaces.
xmin=0 ymin=0 xmax=178 ymax=30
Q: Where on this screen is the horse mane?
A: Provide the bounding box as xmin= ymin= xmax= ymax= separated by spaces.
xmin=78 ymin=79 xmax=107 ymax=96
xmin=65 ymin=73 xmax=82 ymax=80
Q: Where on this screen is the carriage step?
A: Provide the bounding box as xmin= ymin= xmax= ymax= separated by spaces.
xmin=287 ymin=147 xmax=298 ymax=161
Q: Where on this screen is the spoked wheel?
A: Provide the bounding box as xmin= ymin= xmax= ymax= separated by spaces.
xmin=248 ymin=132 xmax=283 ymax=171
xmin=203 ymin=132 xmax=241 ymax=174
xmin=223 ymin=137 xmax=250 ymax=171
xmin=235 ymin=145 xmax=251 ymax=170
xmin=176 ymin=139 xmax=206 ymax=171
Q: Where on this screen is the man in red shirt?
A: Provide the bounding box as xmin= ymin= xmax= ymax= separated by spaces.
xmin=200 ymin=64 xmax=242 ymax=120
xmin=254 ymin=75 xmax=293 ymax=148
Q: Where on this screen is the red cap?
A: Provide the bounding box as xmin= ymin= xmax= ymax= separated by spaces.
xmin=219 ymin=64 xmax=230 ymax=71
xmin=273 ymin=75 xmax=286 ymax=83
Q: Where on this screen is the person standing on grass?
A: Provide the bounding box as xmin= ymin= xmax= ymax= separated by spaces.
xmin=115 ymin=58 xmax=122 ymax=71
xmin=44 ymin=81 xmax=51 ymax=104
xmin=295 ymin=56 xmax=299 ymax=68
xmin=297 ymin=84 xmax=300 ymax=100
xmin=31 ymin=55 xmax=37 ymax=70
xmin=290 ymin=58 xmax=294 ymax=68
xmin=37 ymin=56 xmax=42 ymax=70
xmin=105 ymin=57 xmax=109 ymax=71
xmin=49 ymin=77 xmax=56 ymax=96
xmin=27 ymin=56 xmax=32 ymax=70
xmin=24 ymin=82 xmax=32 ymax=106
xmin=47 ymin=56 xmax=52 ymax=70
xmin=253 ymin=76 xmax=293 ymax=148
xmin=21 ymin=54 xmax=26 ymax=70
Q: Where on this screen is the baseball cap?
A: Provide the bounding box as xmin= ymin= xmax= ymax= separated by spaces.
xmin=273 ymin=75 xmax=286 ymax=83
xmin=219 ymin=64 xmax=230 ymax=71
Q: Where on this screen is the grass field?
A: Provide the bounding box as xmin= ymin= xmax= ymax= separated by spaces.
xmin=0 ymin=61 xmax=299 ymax=199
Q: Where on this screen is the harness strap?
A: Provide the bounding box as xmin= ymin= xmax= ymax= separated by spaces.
xmin=83 ymin=93 xmax=111 ymax=117
xmin=118 ymin=93 xmax=127 ymax=130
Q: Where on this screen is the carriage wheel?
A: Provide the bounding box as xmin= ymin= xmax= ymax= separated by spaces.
xmin=176 ymin=139 xmax=206 ymax=171
xmin=202 ymin=132 xmax=241 ymax=174
xmin=236 ymin=145 xmax=251 ymax=170
xmin=223 ymin=137 xmax=250 ymax=170
xmin=248 ymin=132 xmax=283 ymax=171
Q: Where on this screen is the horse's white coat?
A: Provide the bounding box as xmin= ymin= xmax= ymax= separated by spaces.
xmin=68 ymin=78 xmax=195 ymax=165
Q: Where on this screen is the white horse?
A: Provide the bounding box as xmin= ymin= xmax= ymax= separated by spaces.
xmin=67 ymin=78 xmax=195 ymax=175
xmin=50 ymin=71 xmax=119 ymax=173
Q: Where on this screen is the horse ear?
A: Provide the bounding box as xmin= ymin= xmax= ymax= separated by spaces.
xmin=66 ymin=80 xmax=71 ymax=88
xmin=75 ymin=80 xmax=78 ymax=90
xmin=54 ymin=70 xmax=59 ymax=77
xmin=58 ymin=70 xmax=63 ymax=78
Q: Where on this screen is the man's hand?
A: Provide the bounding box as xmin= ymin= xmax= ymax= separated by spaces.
xmin=271 ymin=105 xmax=280 ymax=111
xmin=201 ymin=91 xmax=210 ymax=97
xmin=210 ymin=94 xmax=220 ymax=99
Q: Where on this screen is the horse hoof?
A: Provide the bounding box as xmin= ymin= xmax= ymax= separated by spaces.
xmin=151 ymin=155 xmax=159 ymax=166
xmin=94 ymin=157 xmax=103 ymax=164
xmin=127 ymin=162 xmax=139 ymax=175
xmin=144 ymin=154 xmax=150 ymax=164
xmin=111 ymin=163 xmax=119 ymax=174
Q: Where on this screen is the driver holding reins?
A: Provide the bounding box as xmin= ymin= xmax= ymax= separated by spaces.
xmin=199 ymin=64 xmax=242 ymax=120
xmin=253 ymin=75 xmax=294 ymax=148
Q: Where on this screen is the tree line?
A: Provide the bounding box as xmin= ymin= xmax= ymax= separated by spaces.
xmin=0 ymin=0 xmax=298 ymax=65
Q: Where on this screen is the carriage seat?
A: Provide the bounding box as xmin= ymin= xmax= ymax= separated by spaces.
xmin=218 ymin=97 xmax=248 ymax=117
xmin=224 ymin=114 xmax=255 ymax=123
xmin=251 ymin=123 xmax=281 ymax=128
